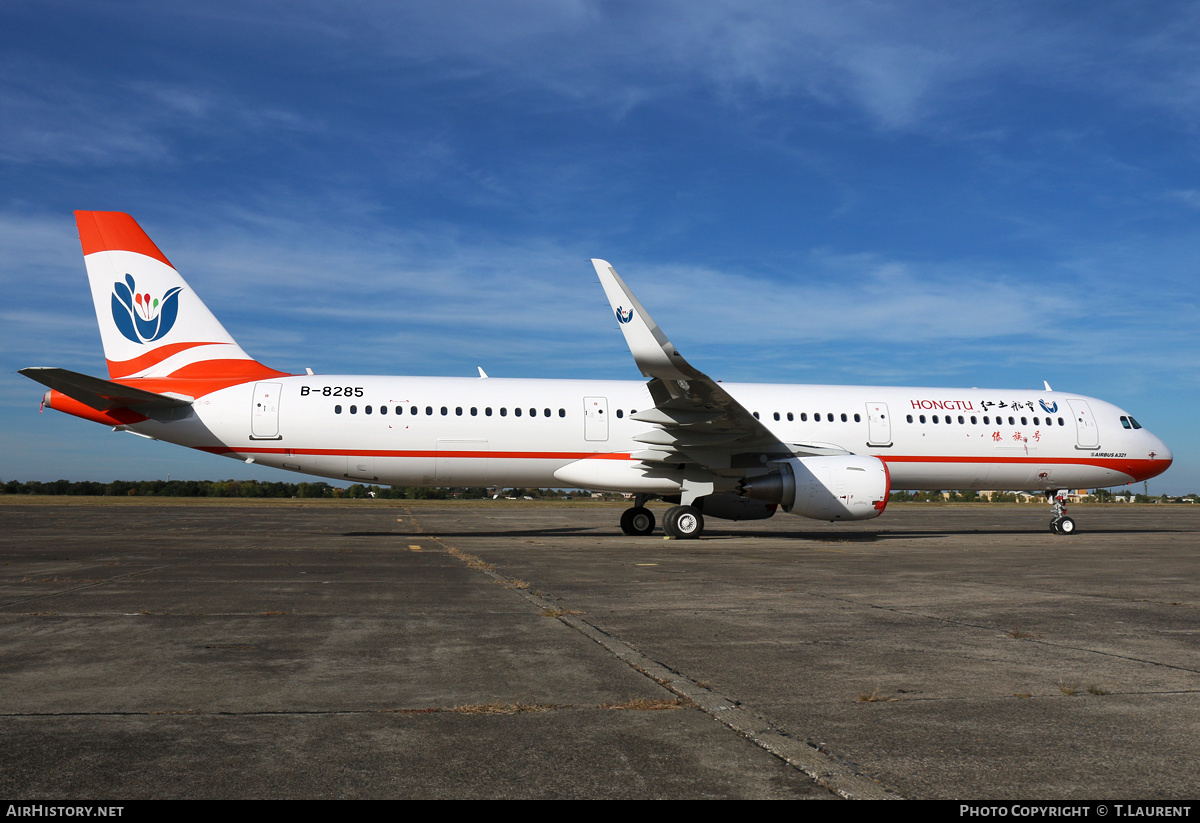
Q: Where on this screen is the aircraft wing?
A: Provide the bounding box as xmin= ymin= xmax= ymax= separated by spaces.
xmin=591 ymin=260 xmax=847 ymax=471
xmin=19 ymin=367 xmax=193 ymax=412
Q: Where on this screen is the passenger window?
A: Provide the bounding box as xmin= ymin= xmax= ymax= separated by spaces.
xmin=814 ymin=413 xmax=820 ymax=422
xmin=906 ymin=414 xmax=913 ymax=423
xmin=365 ymin=405 xmax=372 ymax=414
xmin=932 ymin=415 xmax=939 ymax=424
xmin=616 ymin=409 xmax=623 ymax=418
xmin=754 ymin=412 xmax=760 ymax=419
xmin=1021 ymin=416 xmax=1027 ymax=426
xmin=773 ymin=412 xmax=780 ymax=421
xmin=840 ymin=413 xmax=847 ymax=422
xmin=335 ymin=405 xmax=342 ymax=414
xmin=801 ymin=413 xmax=807 ymax=421
xmin=854 ymin=413 xmax=860 ymax=422
xmin=957 ymin=415 xmax=964 ymax=424
xmin=380 ymin=406 xmax=386 ymax=415
xmin=499 ymin=408 xmax=506 ymax=417
xmin=919 ymin=415 xmax=926 ymax=424
xmin=971 ymin=416 xmax=977 ymax=424
xmin=544 ymin=409 xmax=551 ymax=417
xmin=559 ymin=408 xmax=565 ymax=417
xmin=470 ymin=407 xmax=477 ymax=416
xmin=787 ymin=412 xmax=794 ymax=421
xmin=440 ymin=407 xmax=447 ymax=415
xmin=456 ymin=407 xmax=463 ymax=416
xmin=350 ymin=405 xmax=357 ymax=414
xmin=515 ymin=408 xmax=522 ymax=417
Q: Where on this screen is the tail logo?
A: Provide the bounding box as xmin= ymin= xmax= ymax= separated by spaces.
xmin=615 ymin=306 xmax=634 ymax=324
xmin=111 ymin=274 xmax=183 ymax=344
xmin=1039 ymin=400 xmax=1059 ymax=414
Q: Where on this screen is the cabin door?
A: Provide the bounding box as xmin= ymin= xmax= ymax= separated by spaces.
xmin=1067 ymin=399 xmax=1100 ymax=449
xmin=250 ymin=382 xmax=282 ymax=440
xmin=865 ymin=402 xmax=892 ymax=447
xmin=584 ymin=396 xmax=609 ymax=441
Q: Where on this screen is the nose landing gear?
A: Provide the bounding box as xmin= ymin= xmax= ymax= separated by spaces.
xmin=1047 ymin=490 xmax=1077 ymax=535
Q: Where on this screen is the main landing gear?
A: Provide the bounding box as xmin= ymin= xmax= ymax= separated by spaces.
xmin=618 ymin=495 xmax=705 ymax=539
xmin=619 ymin=505 xmax=656 ymax=536
xmin=1046 ymin=490 xmax=1077 ymax=535
xmin=662 ymin=504 xmax=703 ymax=539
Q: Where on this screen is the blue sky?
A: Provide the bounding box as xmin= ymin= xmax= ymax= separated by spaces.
xmin=2 ymin=1 xmax=1197 ymax=493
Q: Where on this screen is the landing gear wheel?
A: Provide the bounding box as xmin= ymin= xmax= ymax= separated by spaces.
xmin=1046 ymin=491 xmax=1076 ymax=536
xmin=620 ymin=506 xmax=656 ymax=536
xmin=663 ymin=505 xmax=704 ymax=539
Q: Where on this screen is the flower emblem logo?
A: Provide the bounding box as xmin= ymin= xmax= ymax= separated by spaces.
xmin=111 ymin=273 xmax=183 ymax=344
xmin=615 ymin=306 xmax=634 ymax=324
xmin=1039 ymin=400 xmax=1058 ymax=414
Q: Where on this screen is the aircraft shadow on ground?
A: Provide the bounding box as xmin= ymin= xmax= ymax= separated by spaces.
xmin=341 ymin=525 xmax=1174 ymax=540
xmin=340 ymin=527 xmax=595 ymax=538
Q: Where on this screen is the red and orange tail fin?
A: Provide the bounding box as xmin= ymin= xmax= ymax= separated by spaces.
xmin=77 ymin=211 xmax=286 ymax=381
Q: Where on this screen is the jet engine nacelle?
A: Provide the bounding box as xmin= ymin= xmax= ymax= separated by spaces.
xmin=739 ymin=454 xmax=891 ymax=522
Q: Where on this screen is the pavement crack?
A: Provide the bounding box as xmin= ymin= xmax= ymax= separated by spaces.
xmin=415 ymin=509 xmax=899 ymax=800
xmin=1 ymin=564 xmax=178 ymax=608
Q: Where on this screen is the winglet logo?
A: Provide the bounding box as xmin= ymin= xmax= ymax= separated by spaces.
xmin=1039 ymin=400 xmax=1059 ymax=414
xmin=615 ymin=306 xmax=634 ymax=324
xmin=111 ymin=274 xmax=183 ymax=344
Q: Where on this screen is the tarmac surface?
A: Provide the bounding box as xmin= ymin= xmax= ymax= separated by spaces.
xmin=1 ymin=499 xmax=1198 ymax=799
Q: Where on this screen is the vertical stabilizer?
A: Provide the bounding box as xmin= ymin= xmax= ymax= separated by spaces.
xmin=77 ymin=211 xmax=285 ymax=380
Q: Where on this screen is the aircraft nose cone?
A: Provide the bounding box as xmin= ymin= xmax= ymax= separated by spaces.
xmin=1154 ymin=439 xmax=1173 ymax=467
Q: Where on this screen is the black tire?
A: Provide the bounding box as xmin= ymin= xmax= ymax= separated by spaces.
xmin=1058 ymin=516 xmax=1077 ymax=535
xmin=663 ymin=505 xmax=703 ymax=539
xmin=620 ymin=506 xmax=656 ymax=536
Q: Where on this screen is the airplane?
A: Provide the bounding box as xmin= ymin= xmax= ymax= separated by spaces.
xmin=21 ymin=212 xmax=1172 ymax=538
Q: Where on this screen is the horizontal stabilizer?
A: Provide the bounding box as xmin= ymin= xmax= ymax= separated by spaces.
xmin=20 ymin=367 xmax=193 ymax=412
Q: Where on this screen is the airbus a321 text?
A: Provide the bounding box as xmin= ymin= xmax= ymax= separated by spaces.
xmin=22 ymin=212 xmax=1172 ymax=538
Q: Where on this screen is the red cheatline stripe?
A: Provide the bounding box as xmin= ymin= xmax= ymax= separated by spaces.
xmin=77 ymin=211 xmax=173 ymax=267
xmin=195 ymin=447 xmax=634 ymax=460
xmin=878 ymin=454 xmax=1167 ymax=482
xmin=195 ymin=448 xmax=1161 ymax=468
xmin=878 ymin=455 xmax=1163 ymax=468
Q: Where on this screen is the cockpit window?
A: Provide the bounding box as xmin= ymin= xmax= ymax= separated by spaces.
xmin=1119 ymin=416 xmax=1143 ymax=430
xmin=1128 ymin=416 xmax=1142 ymax=429
xmin=1120 ymin=416 xmax=1132 ymax=430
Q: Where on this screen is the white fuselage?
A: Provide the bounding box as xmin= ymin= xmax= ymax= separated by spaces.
xmin=126 ymin=374 xmax=1171 ymax=493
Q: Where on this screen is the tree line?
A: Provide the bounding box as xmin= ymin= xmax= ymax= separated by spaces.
xmin=4 ymin=479 xmax=1189 ymax=503
xmin=0 ymin=478 xmax=489 ymax=499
